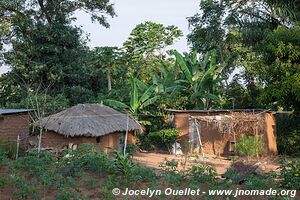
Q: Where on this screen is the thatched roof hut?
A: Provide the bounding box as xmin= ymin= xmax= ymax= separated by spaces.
xmin=35 ymin=104 xmax=142 ymax=137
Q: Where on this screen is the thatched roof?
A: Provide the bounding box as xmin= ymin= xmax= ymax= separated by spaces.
xmin=35 ymin=104 xmax=143 ymax=137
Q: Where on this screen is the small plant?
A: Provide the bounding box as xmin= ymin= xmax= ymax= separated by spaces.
xmin=112 ymin=150 xmax=136 ymax=181
xmin=245 ymin=172 xmax=277 ymax=190
xmin=131 ymin=164 xmax=157 ymax=183
xmin=159 ymin=159 xmax=178 ymax=172
xmin=235 ymin=134 xmax=264 ymax=157
xmin=188 ymin=165 xmax=217 ymax=183
xmin=279 ymin=158 xmax=300 ymax=190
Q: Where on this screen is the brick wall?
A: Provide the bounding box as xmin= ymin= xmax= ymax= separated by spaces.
xmin=0 ymin=113 xmax=30 ymax=145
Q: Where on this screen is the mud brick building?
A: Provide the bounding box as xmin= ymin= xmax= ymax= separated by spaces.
xmin=0 ymin=109 xmax=32 ymax=145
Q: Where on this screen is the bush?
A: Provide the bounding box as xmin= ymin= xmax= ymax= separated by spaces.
xmin=279 ymin=159 xmax=300 ymax=190
xmin=58 ymin=144 xmax=111 ymax=177
xmin=188 ymin=165 xmax=217 ymax=183
xmin=112 ymin=150 xmax=136 ymax=181
xmin=148 ymin=128 xmax=179 ymax=152
xmin=235 ymin=134 xmax=264 ymax=157
xmin=136 ymin=132 xmax=155 ymax=151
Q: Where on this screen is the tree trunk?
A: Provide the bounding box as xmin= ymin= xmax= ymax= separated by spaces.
xmin=106 ymin=68 xmax=112 ymax=91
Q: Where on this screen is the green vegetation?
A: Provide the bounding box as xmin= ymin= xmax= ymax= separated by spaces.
xmin=148 ymin=128 xmax=179 ymax=152
xmin=1 ymin=0 xmax=300 ymax=155
xmin=279 ymin=159 xmax=300 ymax=190
xmin=235 ymin=134 xmax=264 ymax=157
xmin=0 ymin=1 xmax=300 ymax=198
xmin=0 ymin=144 xmax=299 ymax=199
xmin=276 ymin=114 xmax=300 ymax=155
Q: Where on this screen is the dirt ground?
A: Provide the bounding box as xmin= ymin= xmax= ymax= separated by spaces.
xmin=133 ymin=152 xmax=281 ymax=175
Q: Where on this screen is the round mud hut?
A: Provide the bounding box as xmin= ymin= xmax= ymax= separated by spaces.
xmin=34 ymin=104 xmax=143 ymax=152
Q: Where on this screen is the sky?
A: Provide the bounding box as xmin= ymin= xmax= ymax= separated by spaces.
xmin=0 ymin=0 xmax=200 ymax=75
xmin=76 ymin=0 xmax=200 ymax=51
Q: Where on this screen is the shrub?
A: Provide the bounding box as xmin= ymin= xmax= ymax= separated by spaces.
xmin=112 ymin=150 xmax=136 ymax=181
xmin=188 ymin=165 xmax=217 ymax=183
xmin=58 ymin=144 xmax=111 ymax=176
xmin=235 ymin=134 xmax=264 ymax=157
xmin=148 ymin=128 xmax=179 ymax=152
xmin=136 ymin=132 xmax=155 ymax=151
xmin=279 ymin=159 xmax=300 ymax=190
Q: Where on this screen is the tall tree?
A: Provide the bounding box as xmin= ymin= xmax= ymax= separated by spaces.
xmin=123 ymin=21 xmax=182 ymax=81
xmin=0 ymin=0 xmax=115 ymax=106
xmin=91 ymin=47 xmax=124 ymax=91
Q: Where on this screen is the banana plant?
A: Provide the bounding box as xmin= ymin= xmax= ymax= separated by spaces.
xmin=151 ymin=61 xmax=180 ymax=95
xmin=172 ymin=49 xmax=224 ymax=109
xmin=104 ymin=77 xmax=159 ymax=115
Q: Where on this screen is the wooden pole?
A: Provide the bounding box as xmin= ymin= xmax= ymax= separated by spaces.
xmin=195 ymin=119 xmax=204 ymax=158
xmin=38 ymin=128 xmax=43 ymax=154
xmin=123 ymin=114 xmax=129 ymax=156
xmin=16 ymin=135 xmax=20 ymax=159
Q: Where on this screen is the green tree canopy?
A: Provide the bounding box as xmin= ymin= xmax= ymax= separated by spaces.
xmin=0 ymin=0 xmax=115 ymax=106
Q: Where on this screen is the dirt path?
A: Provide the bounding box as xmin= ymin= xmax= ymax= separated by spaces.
xmin=133 ymin=152 xmax=282 ymax=175
xmin=133 ymin=152 xmax=232 ymax=175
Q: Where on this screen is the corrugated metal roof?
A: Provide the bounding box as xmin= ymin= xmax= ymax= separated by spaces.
xmin=0 ymin=109 xmax=32 ymax=115
xmin=165 ymin=109 xmax=271 ymax=113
